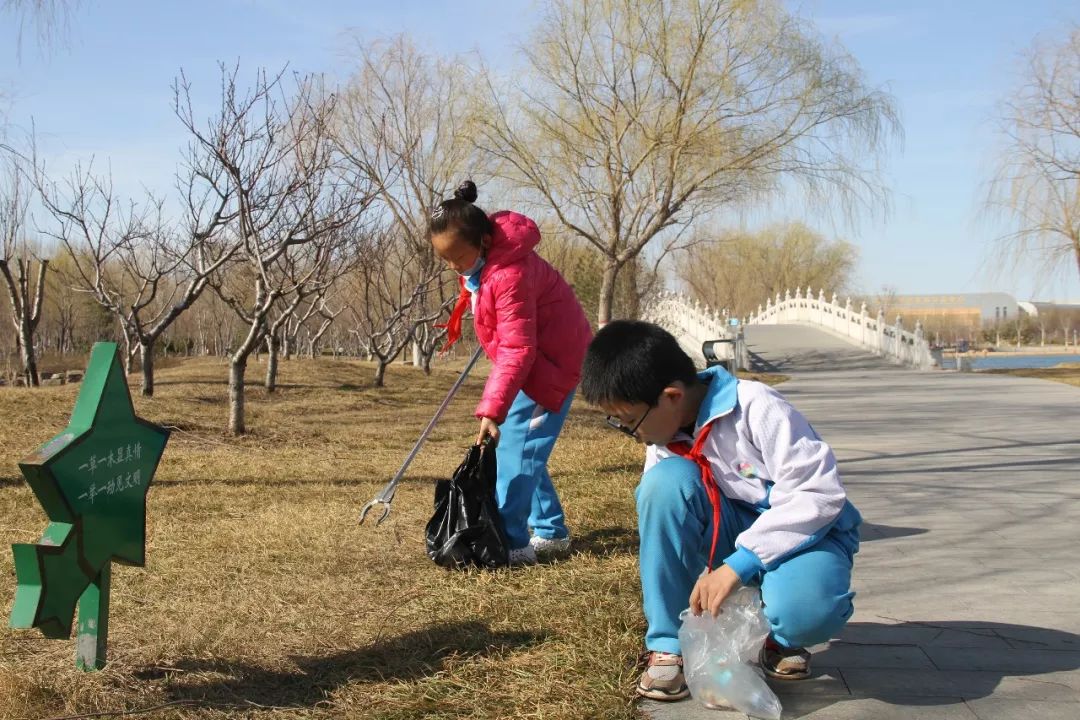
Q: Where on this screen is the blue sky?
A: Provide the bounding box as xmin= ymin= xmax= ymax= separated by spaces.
xmin=2 ymin=0 xmax=1078 ymax=301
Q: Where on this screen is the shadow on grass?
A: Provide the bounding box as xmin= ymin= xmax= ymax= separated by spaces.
xmin=137 ymin=620 xmax=547 ymax=709
xmin=574 ymin=525 xmax=639 ymax=557
xmin=593 ymin=461 xmax=645 ymax=475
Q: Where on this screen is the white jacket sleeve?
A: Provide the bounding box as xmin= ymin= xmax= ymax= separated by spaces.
xmin=724 ymin=386 xmax=847 ymax=580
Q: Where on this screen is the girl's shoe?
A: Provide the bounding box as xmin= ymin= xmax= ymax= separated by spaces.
xmin=508 ymin=545 xmax=537 ymax=566
xmin=528 ymin=534 xmax=572 ymax=556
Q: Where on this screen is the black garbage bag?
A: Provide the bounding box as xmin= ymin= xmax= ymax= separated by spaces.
xmin=425 ymin=444 xmax=509 ymax=569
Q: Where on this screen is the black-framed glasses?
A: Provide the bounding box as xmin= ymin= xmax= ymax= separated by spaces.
xmin=606 ymin=405 xmax=653 ymax=438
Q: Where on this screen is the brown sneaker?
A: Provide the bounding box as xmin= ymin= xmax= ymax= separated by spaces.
xmin=760 ymin=637 xmax=811 ymax=680
xmin=636 ymin=651 xmax=690 ymax=701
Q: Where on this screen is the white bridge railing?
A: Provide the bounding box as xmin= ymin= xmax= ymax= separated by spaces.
xmin=747 ymin=287 xmax=936 ymax=371
xmin=642 ymin=292 xmax=748 ymax=371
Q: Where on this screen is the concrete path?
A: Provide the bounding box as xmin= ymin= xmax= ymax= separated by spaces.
xmin=643 ymin=324 xmax=1080 ymax=719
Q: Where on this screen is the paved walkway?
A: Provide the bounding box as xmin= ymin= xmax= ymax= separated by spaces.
xmin=644 ymin=325 xmax=1080 ymax=719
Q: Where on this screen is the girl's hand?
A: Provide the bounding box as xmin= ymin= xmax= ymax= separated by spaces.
xmin=477 ymin=417 xmax=500 ymax=447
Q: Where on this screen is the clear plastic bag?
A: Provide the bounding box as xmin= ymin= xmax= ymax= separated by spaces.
xmin=677 ymin=586 xmax=783 ymax=719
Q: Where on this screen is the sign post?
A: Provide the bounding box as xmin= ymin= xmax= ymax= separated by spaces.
xmin=8 ymin=342 xmax=169 ymax=670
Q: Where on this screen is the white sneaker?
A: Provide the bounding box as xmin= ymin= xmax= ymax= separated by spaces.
xmin=508 ymin=545 xmax=537 ymax=566
xmin=529 ymin=534 xmax=572 ymax=556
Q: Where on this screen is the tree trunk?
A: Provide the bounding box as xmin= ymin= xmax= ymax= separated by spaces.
xmin=229 ymin=356 xmax=247 ymax=435
xmin=121 ymin=329 xmax=135 ymax=374
xmin=374 ymin=359 xmax=388 ymax=387
xmin=265 ymin=333 xmax=279 ymax=393
xmin=2 ymin=258 xmax=47 ymax=387
xmin=139 ymin=340 xmax=155 ymax=397
xmin=597 ymin=261 xmax=619 ymax=326
xmin=18 ymin=319 xmax=39 ymax=387
xmin=311 ymin=320 xmax=332 ymax=360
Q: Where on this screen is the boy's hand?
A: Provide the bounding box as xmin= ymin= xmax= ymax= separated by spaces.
xmin=477 ymin=417 xmax=500 ymax=447
xmin=689 ymin=564 xmax=742 ymax=617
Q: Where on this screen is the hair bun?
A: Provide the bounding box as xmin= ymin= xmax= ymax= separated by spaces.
xmin=453 ymin=180 xmax=478 ymax=203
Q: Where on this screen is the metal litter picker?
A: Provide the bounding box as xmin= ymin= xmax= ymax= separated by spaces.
xmin=358 ymin=346 xmax=485 ymax=526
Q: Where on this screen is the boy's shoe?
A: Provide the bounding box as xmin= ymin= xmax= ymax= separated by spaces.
xmin=528 ymin=534 xmax=572 ymax=557
xmin=508 ymin=545 xmax=538 ymax=566
xmin=636 ymin=651 xmax=690 ymax=701
xmin=760 ymin=637 xmax=811 ymax=680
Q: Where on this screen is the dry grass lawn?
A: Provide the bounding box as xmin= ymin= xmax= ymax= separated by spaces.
xmin=984 ymin=363 xmax=1080 ymax=389
xmin=0 ymin=356 xmax=782 ymax=720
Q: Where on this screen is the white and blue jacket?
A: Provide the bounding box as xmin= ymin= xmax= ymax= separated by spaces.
xmin=644 ymin=367 xmax=861 ymax=583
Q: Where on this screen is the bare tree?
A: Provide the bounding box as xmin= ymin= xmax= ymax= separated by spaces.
xmin=341 ymin=227 xmax=445 ymax=386
xmin=0 ymin=151 xmax=46 ymax=385
xmin=337 ymin=34 xmax=479 ymax=371
xmin=302 ymin=295 xmax=342 ymax=360
xmin=262 ymin=229 xmax=357 ymax=391
xmin=475 ymin=0 xmax=898 ymax=324
xmin=989 ymin=26 xmax=1080 ymax=281
xmin=178 ymin=64 xmax=372 ymax=434
xmin=676 ymin=222 xmax=858 ymax=318
xmin=35 ymin=155 xmax=237 ymax=395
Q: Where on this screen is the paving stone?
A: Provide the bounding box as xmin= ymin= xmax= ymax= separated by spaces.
xmin=639 ymin=698 xmax=745 ymax=719
xmin=964 ymin=698 xmax=1080 ymax=720
xmin=841 ymin=667 xmax=1080 ymax=702
xmin=923 ymin=646 xmax=1080 ymax=674
xmin=997 ymin=627 xmax=1080 ymax=651
xmin=833 ymin=623 xmax=944 ymax=646
xmin=769 ymin=671 xmax=850 ymax=697
xmin=924 ymin=630 xmax=1012 ymax=650
xmin=780 ymin=696 xmax=980 ymax=719
xmin=812 ymin=643 xmax=935 ymax=669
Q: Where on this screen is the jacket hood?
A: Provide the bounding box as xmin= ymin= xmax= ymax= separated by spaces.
xmin=485 ymin=211 xmax=541 ymax=267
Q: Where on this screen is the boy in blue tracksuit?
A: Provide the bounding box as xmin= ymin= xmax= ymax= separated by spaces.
xmin=580 ymin=320 xmax=861 ymax=701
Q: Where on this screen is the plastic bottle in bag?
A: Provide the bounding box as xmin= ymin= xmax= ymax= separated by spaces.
xmin=677 ymin=586 xmax=783 ymax=719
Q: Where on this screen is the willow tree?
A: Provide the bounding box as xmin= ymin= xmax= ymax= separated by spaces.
xmin=476 ymin=0 xmax=899 ymax=324
xmin=177 ymin=65 xmax=373 ymax=434
xmin=676 ymin=222 xmax=858 ymax=318
xmin=989 ymin=26 xmax=1080 ymax=280
xmin=336 ymin=35 xmax=476 ymax=369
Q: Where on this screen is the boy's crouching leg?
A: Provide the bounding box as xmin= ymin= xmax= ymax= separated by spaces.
xmin=635 ymin=457 xmax=715 ymax=700
xmin=635 ymin=456 xmax=715 ymax=656
xmin=760 ymin=534 xmax=856 ymax=650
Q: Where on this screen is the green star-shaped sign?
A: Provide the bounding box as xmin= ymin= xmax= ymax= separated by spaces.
xmin=8 ymin=342 xmax=168 ymax=669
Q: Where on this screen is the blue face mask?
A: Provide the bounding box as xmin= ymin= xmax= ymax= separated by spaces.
xmin=458 ymin=255 xmax=486 ymax=292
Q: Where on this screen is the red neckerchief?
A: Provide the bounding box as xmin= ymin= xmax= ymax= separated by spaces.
xmin=435 ymin=276 xmax=470 ymax=353
xmin=666 ymin=420 xmax=721 ymax=570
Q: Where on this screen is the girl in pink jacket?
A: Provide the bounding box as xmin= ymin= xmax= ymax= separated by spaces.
xmin=429 ymin=181 xmax=593 ymax=565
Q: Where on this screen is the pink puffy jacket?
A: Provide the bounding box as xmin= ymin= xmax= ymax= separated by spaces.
xmin=472 ymin=211 xmax=593 ymax=424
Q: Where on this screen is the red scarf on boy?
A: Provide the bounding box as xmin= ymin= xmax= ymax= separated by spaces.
xmin=666 ymin=420 xmax=722 ymax=570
